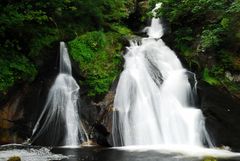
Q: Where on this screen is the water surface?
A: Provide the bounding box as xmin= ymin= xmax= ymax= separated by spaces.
xmin=1 ymin=144 xmax=240 ymax=161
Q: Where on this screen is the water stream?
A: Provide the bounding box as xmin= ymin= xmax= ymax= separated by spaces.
xmin=112 ymin=3 xmax=212 ymax=147
xmin=31 ymin=42 xmax=88 ymax=146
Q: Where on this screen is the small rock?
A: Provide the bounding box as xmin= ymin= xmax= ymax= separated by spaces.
xmin=203 ymin=156 xmax=217 ymax=161
xmin=7 ymin=156 xmax=21 ymax=161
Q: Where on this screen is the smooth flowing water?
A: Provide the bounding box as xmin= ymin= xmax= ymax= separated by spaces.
xmin=31 ymin=42 xmax=88 ymax=146
xmin=112 ymin=3 xmax=212 ymax=146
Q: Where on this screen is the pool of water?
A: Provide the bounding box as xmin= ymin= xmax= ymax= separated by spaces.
xmin=1 ymin=144 xmax=240 ymax=161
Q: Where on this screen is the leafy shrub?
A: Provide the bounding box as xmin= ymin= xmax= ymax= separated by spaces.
xmin=0 ymin=55 xmax=37 ymax=93
xmin=0 ymin=0 xmax=132 ymax=95
xmin=200 ymin=27 xmax=223 ymax=50
xmin=68 ymin=31 xmax=122 ymax=96
xmin=110 ymin=23 xmax=132 ymax=35
xmin=203 ymin=68 xmax=220 ymax=85
xmin=148 ymin=0 xmax=240 ymax=93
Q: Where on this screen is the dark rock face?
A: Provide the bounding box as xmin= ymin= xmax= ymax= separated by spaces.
xmin=88 ymin=86 xmax=117 ymax=146
xmin=198 ymin=81 xmax=240 ymax=152
xmin=0 ymin=44 xmax=59 ymax=144
xmin=0 ymin=76 xmax=58 ymax=145
xmin=0 ymin=91 xmax=24 ymax=144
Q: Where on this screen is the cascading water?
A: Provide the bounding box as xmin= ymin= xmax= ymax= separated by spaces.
xmin=112 ymin=3 xmax=212 ymax=147
xmin=31 ymin=42 xmax=88 ymax=146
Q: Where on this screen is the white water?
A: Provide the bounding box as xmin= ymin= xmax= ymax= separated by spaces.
xmin=31 ymin=42 xmax=88 ymax=146
xmin=0 ymin=145 xmax=68 ymax=161
xmin=113 ymin=145 xmax=240 ymax=159
xmin=112 ymin=4 xmax=212 ymax=147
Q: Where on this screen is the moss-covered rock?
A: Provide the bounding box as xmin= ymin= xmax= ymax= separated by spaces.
xmin=7 ymin=156 xmax=21 ymax=161
xmin=68 ymin=31 xmax=127 ymax=97
xmin=203 ymin=156 xmax=217 ymax=161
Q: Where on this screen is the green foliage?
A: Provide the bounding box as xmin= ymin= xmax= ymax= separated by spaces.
xmin=110 ymin=23 xmax=132 ymax=35
xmin=68 ymin=31 xmax=122 ymax=96
xmin=228 ymin=0 xmax=240 ymax=13
xmin=202 ymin=65 xmax=240 ymax=93
xmin=220 ymin=18 xmax=230 ymax=29
xmin=203 ymin=68 xmax=220 ymax=85
xmin=149 ymin=0 xmax=240 ymax=93
xmin=218 ymin=50 xmax=240 ymax=72
xmin=200 ymin=27 xmax=223 ymax=50
xmin=174 ymin=27 xmax=194 ymax=49
xmin=0 ymin=0 xmax=132 ymax=95
xmin=29 ymin=28 xmax=60 ymax=58
xmin=218 ymin=50 xmax=234 ymax=69
xmin=223 ymin=79 xmax=240 ymax=93
xmin=0 ymin=55 xmax=37 ymax=93
xmin=101 ymin=0 xmax=133 ymax=22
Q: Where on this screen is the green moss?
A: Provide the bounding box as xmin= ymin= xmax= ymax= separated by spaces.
xmin=7 ymin=156 xmax=21 ymax=161
xmin=68 ymin=31 xmax=123 ymax=97
xmin=224 ymin=80 xmax=240 ymax=93
xmin=203 ymin=68 xmax=220 ymax=85
xmin=110 ymin=23 xmax=132 ymax=35
xmin=203 ymin=65 xmax=240 ymax=94
xmin=0 ymin=55 xmax=37 ymax=93
xmin=221 ymin=18 xmax=230 ymax=29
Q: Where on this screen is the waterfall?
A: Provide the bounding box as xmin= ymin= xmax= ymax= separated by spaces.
xmin=112 ymin=4 xmax=212 ymax=147
xmin=31 ymin=42 xmax=88 ymax=146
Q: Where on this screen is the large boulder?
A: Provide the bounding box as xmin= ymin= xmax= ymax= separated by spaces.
xmin=0 ymin=43 xmax=59 ymax=144
xmin=89 ymin=78 xmax=119 ymax=146
xmin=198 ymin=81 xmax=240 ymax=152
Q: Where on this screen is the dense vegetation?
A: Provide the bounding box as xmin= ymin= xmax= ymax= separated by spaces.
xmin=1 ymin=0 xmax=240 ymax=99
xmin=68 ymin=29 xmax=131 ymax=96
xmin=0 ymin=0 xmax=134 ymax=98
xmin=149 ymin=0 xmax=240 ymax=94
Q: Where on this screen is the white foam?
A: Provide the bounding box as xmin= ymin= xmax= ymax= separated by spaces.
xmin=0 ymin=147 xmax=68 ymax=161
xmin=113 ymin=145 xmax=240 ymax=159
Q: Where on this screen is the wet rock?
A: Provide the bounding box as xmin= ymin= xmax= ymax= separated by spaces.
xmin=0 ymin=90 xmax=26 ymax=144
xmin=203 ymin=156 xmax=217 ymax=161
xmin=94 ymin=91 xmax=115 ymax=132
xmin=225 ymin=71 xmax=240 ymax=82
xmin=89 ymin=91 xmax=115 ymax=146
xmin=91 ymin=123 xmax=111 ymax=146
xmin=0 ymin=43 xmax=60 ymax=144
xmin=7 ymin=156 xmax=21 ymax=161
xmin=88 ymin=77 xmax=120 ymax=146
xmin=198 ymin=81 xmax=240 ymax=152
